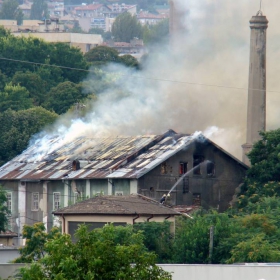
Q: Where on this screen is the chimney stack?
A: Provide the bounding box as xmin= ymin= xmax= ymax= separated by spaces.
xmin=242 ymin=11 xmax=268 ymax=166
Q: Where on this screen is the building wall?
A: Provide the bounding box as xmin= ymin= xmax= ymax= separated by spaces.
xmin=138 ymin=141 xmax=246 ymax=211
xmin=159 ymin=264 xmax=280 ymax=280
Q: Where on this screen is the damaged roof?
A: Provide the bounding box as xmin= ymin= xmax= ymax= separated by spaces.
xmin=53 ymin=194 xmax=179 ymax=216
xmin=0 ymin=129 xmax=247 ymax=181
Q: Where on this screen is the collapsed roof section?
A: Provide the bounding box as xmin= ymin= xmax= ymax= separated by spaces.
xmin=0 ymin=129 xmax=246 ymax=181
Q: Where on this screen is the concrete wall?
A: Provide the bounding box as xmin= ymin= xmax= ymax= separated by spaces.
xmin=1 ymin=263 xmax=280 ymax=280
xmin=158 ymin=264 xmax=280 ymax=280
xmin=0 ymin=263 xmax=26 ymax=279
xmin=0 ymin=249 xmax=20 ymax=263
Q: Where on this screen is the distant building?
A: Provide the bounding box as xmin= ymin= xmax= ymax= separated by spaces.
xmin=105 ymin=38 xmax=145 ymax=56
xmin=137 ymin=11 xmax=168 ymax=26
xmin=13 ymin=32 xmax=103 ymax=53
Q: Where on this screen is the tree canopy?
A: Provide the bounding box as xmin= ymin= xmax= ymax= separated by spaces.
xmin=0 ymin=186 xmax=9 ymax=232
xmin=0 ymin=0 xmax=23 ymax=24
xmin=18 ymin=223 xmax=172 ymax=280
xmin=30 ymin=0 xmax=49 ymax=20
xmin=238 ymin=129 xmax=280 ymax=208
xmin=112 ymin=12 xmax=143 ymax=43
xmin=0 ymin=107 xmax=58 ymax=165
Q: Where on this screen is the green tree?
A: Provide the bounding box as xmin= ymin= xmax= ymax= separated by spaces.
xmin=14 ymin=223 xmax=61 ymax=263
xmin=30 ymin=0 xmax=49 ymax=20
xmin=0 ymin=83 xmax=33 ymax=112
xmin=238 ymin=129 xmax=280 ymax=208
xmin=0 ymin=107 xmax=58 ymax=165
xmin=120 ymin=54 xmax=139 ymax=68
xmin=0 ymin=0 xmax=23 ymax=24
xmin=84 ymin=45 xmax=120 ymax=66
xmin=0 ymin=35 xmax=88 ymax=83
xmin=143 ymin=19 xmax=169 ymax=45
xmin=69 ymin=20 xmax=83 ymax=33
xmin=88 ymin=27 xmax=104 ymax=35
xmin=12 ymin=71 xmax=48 ymax=106
xmin=112 ymin=12 xmax=143 ymax=42
xmin=133 ymin=221 xmax=173 ymax=263
xmin=43 ymin=81 xmax=86 ymax=115
xmin=18 ymin=224 xmax=172 ymax=280
xmin=0 ymin=70 xmax=8 ymax=91
xmin=0 ymin=186 xmax=9 ymax=232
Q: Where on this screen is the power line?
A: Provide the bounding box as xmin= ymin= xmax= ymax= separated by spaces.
xmin=0 ymin=56 xmax=280 ymax=94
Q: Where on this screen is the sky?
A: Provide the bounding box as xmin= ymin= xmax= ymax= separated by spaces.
xmin=31 ymin=0 xmax=280 ymax=161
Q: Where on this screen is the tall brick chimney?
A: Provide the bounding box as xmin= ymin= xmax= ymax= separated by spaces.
xmin=242 ymin=11 xmax=268 ymax=166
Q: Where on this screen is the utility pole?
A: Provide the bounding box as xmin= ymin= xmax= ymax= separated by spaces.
xmin=209 ymin=225 xmax=214 ymax=264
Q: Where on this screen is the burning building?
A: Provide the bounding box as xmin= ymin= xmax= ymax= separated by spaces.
xmin=0 ymin=129 xmax=247 ymax=233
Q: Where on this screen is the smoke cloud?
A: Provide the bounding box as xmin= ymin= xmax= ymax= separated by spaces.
xmin=30 ymin=0 xmax=280 ymax=161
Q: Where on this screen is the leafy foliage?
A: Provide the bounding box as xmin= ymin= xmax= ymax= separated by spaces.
xmin=14 ymin=223 xmax=61 ymax=263
xmin=0 ymin=83 xmax=32 ymax=112
xmin=133 ymin=221 xmax=174 ymax=263
xmin=0 ymin=0 xmax=23 ymax=24
xmin=43 ymin=81 xmax=87 ymax=115
xmin=30 ymin=0 xmax=49 ymax=20
xmin=143 ymin=19 xmax=169 ymax=45
xmin=0 ymin=185 xmax=9 ymax=232
xmin=112 ymin=12 xmax=143 ymax=42
xmin=0 ymin=107 xmax=58 ymax=165
xmin=18 ymin=224 xmax=172 ymax=280
xmin=238 ymin=129 xmax=280 ymax=208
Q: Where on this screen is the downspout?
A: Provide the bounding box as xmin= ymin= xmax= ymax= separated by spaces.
xmin=147 ymin=214 xmax=153 ymax=222
xmin=62 ymin=214 xmax=65 ymax=234
xmin=133 ymin=214 xmax=140 ymax=224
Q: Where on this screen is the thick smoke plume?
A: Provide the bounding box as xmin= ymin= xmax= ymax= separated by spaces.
xmin=30 ymin=0 xmax=280 ymax=161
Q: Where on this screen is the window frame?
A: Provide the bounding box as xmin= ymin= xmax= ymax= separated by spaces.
xmin=32 ymin=192 xmax=39 ymax=211
xmin=6 ymin=192 xmax=12 ymax=214
xmin=53 ymin=192 xmax=61 ymax=210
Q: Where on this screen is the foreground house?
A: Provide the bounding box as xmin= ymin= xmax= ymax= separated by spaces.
xmin=0 ymin=129 xmax=247 ymax=233
xmin=53 ymin=194 xmax=180 ymax=238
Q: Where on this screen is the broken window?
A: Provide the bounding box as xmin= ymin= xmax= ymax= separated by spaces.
xmin=207 ymin=161 xmax=215 ymax=176
xmin=192 ymin=193 xmax=201 ymax=206
xmin=161 ymin=162 xmax=167 ymax=174
xmin=193 ymin=155 xmax=204 ymax=175
xmin=179 ymin=162 xmax=188 ymax=175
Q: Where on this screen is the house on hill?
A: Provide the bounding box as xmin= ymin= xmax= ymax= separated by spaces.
xmin=52 ymin=194 xmax=180 ymax=238
xmin=0 ymin=129 xmax=247 ymax=233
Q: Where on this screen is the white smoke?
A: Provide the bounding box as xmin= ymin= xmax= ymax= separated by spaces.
xmin=29 ymin=0 xmax=280 ymax=161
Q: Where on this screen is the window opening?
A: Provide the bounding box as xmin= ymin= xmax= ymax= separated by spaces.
xmin=179 ymin=162 xmax=188 ymax=175
xmin=32 ymin=192 xmax=39 ymax=211
xmin=193 ymin=155 xmax=204 ymax=175
xmin=6 ymin=192 xmax=12 ymax=213
xmin=207 ymin=161 xmax=215 ymax=176
xmin=192 ymin=193 xmax=201 ymax=206
xmin=53 ymin=192 xmax=61 ymax=210
xmin=161 ymin=162 xmax=167 ymax=174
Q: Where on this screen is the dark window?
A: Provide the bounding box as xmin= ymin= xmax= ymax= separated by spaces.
xmin=207 ymin=161 xmax=215 ymax=176
xmin=161 ymin=162 xmax=167 ymax=174
xmin=179 ymin=162 xmax=188 ymax=175
xmin=192 ymin=193 xmax=201 ymax=206
xmin=193 ymin=155 xmax=204 ymax=175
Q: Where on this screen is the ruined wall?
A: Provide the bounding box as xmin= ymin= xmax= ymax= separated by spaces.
xmin=138 ymin=141 xmax=246 ymax=211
